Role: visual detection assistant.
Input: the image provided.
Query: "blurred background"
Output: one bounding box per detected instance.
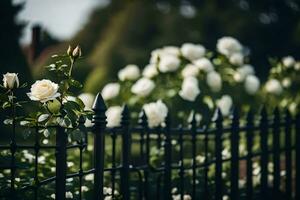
[1,0,300,94]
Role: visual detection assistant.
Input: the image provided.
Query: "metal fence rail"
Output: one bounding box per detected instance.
[0,93,300,200]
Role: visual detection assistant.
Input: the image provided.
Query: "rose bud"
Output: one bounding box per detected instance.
[72,45,82,59]
[67,45,73,56]
[3,73,19,89]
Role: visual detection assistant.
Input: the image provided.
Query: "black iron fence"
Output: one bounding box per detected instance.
[0,93,300,200]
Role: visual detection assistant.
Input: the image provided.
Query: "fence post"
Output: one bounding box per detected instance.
[139,110,149,199]
[284,109,292,200]
[296,112,300,200]
[190,112,197,199]
[92,93,107,200]
[215,109,223,200]
[259,107,269,198]
[121,105,130,200]
[272,108,280,196]
[230,108,239,200]
[163,113,172,200]
[55,126,67,200]
[246,110,254,200]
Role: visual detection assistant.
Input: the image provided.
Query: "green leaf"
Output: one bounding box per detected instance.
[42,129,50,137]
[69,79,83,88]
[70,129,83,141]
[2,102,11,109]
[3,119,13,125]
[38,114,50,122]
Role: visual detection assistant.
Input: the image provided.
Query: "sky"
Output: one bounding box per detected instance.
[13,0,109,44]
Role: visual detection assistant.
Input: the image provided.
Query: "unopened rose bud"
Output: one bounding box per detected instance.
[3,73,19,89]
[67,45,73,56]
[72,45,82,59]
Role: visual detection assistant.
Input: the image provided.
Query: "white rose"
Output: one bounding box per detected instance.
[181,43,206,61]
[106,106,123,128]
[179,76,200,101]
[143,100,168,128]
[101,83,120,100]
[65,191,73,199]
[234,64,254,82]
[294,62,300,70]
[158,55,180,73]
[217,36,243,57]
[150,49,162,64]
[27,79,60,103]
[282,56,295,68]
[183,194,192,200]
[282,78,291,88]
[244,75,260,95]
[206,71,222,92]
[265,79,283,95]
[162,46,180,56]
[229,52,244,66]
[3,72,19,89]
[118,64,140,81]
[193,57,214,73]
[131,77,155,97]
[181,64,199,78]
[216,95,233,116]
[142,64,158,78]
[78,93,95,110]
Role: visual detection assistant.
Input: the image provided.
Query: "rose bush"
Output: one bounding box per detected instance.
[101,36,268,127]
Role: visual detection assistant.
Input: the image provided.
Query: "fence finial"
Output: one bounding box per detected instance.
[139,110,148,127]
[92,93,107,112]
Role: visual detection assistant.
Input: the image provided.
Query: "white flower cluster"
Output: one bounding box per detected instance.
[217,36,244,66]
[100,37,266,127]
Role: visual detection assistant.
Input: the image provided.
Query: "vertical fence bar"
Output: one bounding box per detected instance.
[110,129,116,200]
[215,109,223,200]
[259,107,269,198]
[179,125,184,200]
[92,93,107,200]
[272,108,280,196]
[296,113,300,200]
[78,116,86,200]
[204,126,209,198]
[246,110,254,200]
[121,105,130,200]
[140,111,149,199]
[163,113,172,200]
[230,108,239,200]
[9,104,17,199]
[55,126,67,200]
[284,109,292,200]
[34,126,40,200]
[190,113,197,199]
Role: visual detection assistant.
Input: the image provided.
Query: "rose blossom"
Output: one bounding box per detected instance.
[193,57,214,73]
[216,95,233,116]
[106,106,123,128]
[244,75,260,95]
[158,54,180,73]
[181,43,206,61]
[101,83,120,100]
[131,77,155,97]
[27,79,60,103]
[118,64,140,81]
[265,79,283,95]
[181,64,199,78]
[217,36,242,57]
[142,64,158,78]
[179,76,200,101]
[3,72,19,89]
[143,100,168,128]
[206,71,222,92]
